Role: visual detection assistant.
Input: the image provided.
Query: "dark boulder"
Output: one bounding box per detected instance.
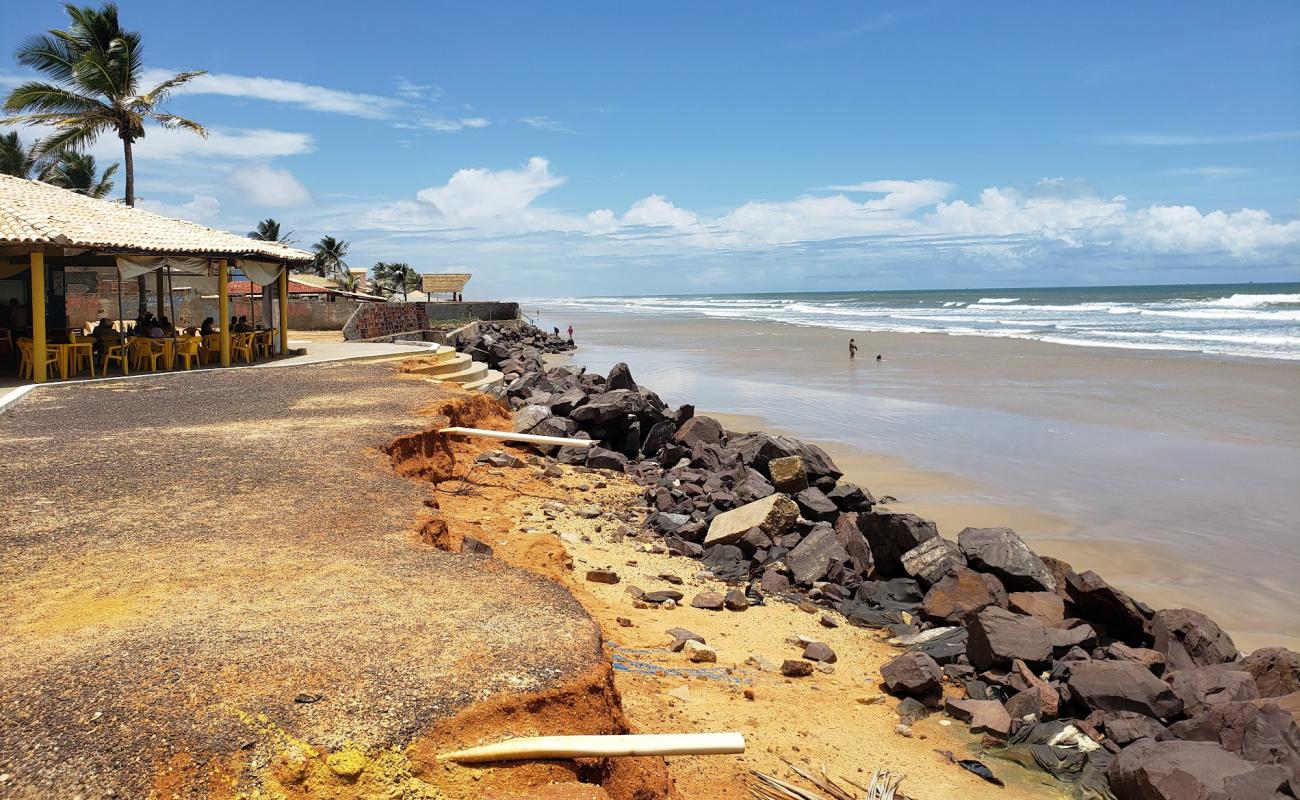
[857,513,939,577]
[673,416,725,449]
[1065,570,1151,646]
[606,362,638,391]
[794,487,839,523]
[945,698,1012,737]
[570,390,647,425]
[826,481,873,511]
[1107,642,1168,674]
[1107,738,1291,800]
[1007,591,1066,625]
[1103,710,1168,746]
[585,446,629,471]
[1164,700,1300,783]
[1151,608,1239,671]
[832,512,873,575]
[966,606,1055,670]
[901,537,967,586]
[786,523,850,586]
[1069,660,1183,719]
[1241,648,1300,698]
[640,420,675,457]
[700,544,749,582]
[1169,666,1260,718]
[921,567,1004,626]
[957,526,1056,592]
[880,651,945,708]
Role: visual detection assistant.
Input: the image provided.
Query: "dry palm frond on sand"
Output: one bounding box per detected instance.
[750,760,909,800]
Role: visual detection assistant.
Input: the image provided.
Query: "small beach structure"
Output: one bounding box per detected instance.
[421,272,472,302]
[0,174,313,382]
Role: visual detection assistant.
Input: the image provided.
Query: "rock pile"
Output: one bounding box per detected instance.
[455,322,576,384]
[473,352,1300,800]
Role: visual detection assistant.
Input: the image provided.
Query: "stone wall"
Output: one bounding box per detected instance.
[343,301,520,341]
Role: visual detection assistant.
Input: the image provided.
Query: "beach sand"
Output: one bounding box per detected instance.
[538,309,1300,651]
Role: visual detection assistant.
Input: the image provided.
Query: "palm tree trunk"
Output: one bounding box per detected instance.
[122,135,148,316]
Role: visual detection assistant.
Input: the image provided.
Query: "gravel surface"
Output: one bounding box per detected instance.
[0,362,601,799]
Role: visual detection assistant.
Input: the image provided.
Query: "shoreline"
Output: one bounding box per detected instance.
[536,309,1300,652]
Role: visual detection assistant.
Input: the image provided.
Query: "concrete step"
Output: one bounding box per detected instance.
[408,352,471,376]
[432,360,489,384]
[460,369,504,392]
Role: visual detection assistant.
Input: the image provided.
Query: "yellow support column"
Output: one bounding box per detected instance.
[30,249,47,384]
[278,267,289,356]
[218,259,231,366]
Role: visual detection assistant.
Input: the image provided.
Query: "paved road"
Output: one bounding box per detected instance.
[0,362,601,798]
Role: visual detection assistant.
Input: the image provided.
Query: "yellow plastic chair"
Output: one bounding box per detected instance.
[129,338,164,372]
[252,330,274,360]
[201,333,222,364]
[101,340,129,376]
[17,338,58,381]
[231,332,254,364]
[65,331,96,378]
[174,336,202,370]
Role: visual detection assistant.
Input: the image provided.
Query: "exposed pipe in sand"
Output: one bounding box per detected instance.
[438,732,745,763]
[437,427,598,448]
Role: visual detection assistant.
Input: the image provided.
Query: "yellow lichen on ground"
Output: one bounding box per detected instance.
[225,706,446,800]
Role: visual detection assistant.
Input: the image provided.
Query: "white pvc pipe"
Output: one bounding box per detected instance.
[438,426,598,448]
[437,732,745,763]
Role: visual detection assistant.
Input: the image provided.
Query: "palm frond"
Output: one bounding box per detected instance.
[13,32,82,84]
[30,123,108,159]
[3,82,112,116]
[149,113,207,137]
[136,70,206,108]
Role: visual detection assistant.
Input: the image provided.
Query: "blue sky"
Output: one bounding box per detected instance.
[4,1,1299,296]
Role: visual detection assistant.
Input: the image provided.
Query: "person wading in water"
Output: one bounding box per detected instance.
[849,338,858,359]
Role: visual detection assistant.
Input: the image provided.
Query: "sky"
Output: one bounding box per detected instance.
[3,1,1299,297]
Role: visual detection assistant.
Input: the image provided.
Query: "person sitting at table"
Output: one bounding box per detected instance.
[157,315,175,335]
[200,317,215,336]
[234,316,252,333]
[91,318,122,358]
[147,318,165,338]
[229,315,239,332]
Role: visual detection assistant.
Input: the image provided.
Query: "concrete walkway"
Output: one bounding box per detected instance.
[0,362,601,798]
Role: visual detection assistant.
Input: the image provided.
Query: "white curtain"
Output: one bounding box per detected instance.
[116,255,211,279]
[238,259,284,287]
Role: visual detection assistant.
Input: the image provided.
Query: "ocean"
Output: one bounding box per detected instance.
[539,282,1300,361]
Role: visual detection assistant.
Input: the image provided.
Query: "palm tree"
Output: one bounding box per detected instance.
[308,235,349,281]
[372,261,420,300]
[3,2,207,312]
[0,131,37,178]
[248,218,293,244]
[40,151,117,197]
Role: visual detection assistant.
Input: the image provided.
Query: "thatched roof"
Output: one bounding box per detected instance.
[0,174,313,262]
[421,273,471,293]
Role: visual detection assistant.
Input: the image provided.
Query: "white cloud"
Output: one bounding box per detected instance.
[137,194,221,223]
[355,158,1300,267]
[521,116,577,133]
[87,125,315,162]
[1121,206,1300,258]
[395,77,441,99]
[1097,131,1300,146]
[1164,166,1255,178]
[414,117,491,132]
[228,163,312,207]
[140,68,404,119]
[621,195,699,229]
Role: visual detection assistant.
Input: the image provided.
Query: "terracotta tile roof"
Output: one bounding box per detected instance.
[227,279,333,295]
[0,174,313,262]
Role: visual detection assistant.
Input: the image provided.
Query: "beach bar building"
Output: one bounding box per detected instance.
[0,174,313,383]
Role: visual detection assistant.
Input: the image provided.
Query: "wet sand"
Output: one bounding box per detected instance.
[538,309,1300,652]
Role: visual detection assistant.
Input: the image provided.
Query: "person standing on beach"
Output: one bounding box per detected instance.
[567,324,574,343]
[849,338,858,359]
